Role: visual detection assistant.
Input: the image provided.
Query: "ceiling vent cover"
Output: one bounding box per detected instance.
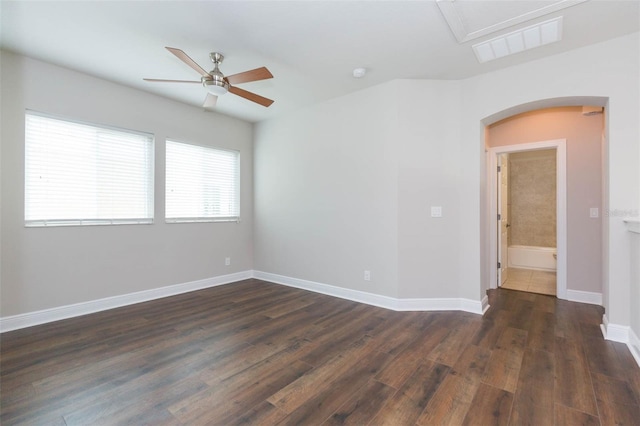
[472,17,563,63]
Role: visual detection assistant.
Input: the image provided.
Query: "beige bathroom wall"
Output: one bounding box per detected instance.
[508,149,557,247]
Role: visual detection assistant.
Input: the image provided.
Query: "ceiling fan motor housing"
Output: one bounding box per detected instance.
[203,53,229,95]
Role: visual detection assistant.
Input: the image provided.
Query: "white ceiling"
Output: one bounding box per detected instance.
[1,0,638,123]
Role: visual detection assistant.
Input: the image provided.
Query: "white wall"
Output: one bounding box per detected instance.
[254,79,467,301]
[254,81,400,298]
[396,80,463,299]
[0,51,254,317]
[255,80,470,299]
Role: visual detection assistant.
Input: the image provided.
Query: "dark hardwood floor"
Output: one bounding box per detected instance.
[1,279,639,425]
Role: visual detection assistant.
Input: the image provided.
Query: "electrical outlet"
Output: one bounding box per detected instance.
[364,270,371,281]
[225,257,231,266]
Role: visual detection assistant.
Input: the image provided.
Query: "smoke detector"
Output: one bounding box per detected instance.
[352,67,367,78]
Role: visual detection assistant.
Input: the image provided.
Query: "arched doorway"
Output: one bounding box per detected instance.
[480,97,608,303]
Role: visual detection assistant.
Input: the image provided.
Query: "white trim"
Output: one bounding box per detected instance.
[566,289,602,306]
[395,298,483,313]
[488,139,568,300]
[629,327,640,368]
[600,314,630,343]
[481,295,490,314]
[600,316,640,368]
[252,270,398,310]
[624,218,640,234]
[0,270,252,333]
[607,323,629,342]
[252,270,485,315]
[600,314,609,339]
[0,269,490,333]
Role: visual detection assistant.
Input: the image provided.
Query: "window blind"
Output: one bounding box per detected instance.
[25,112,154,226]
[165,140,240,222]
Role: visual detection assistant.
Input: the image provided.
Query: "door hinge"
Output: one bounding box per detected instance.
[497,165,501,172]
[497,262,501,269]
[497,213,501,221]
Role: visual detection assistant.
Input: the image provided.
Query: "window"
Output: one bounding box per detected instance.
[165,140,240,223]
[25,111,154,227]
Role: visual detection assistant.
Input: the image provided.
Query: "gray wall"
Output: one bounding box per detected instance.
[254,79,465,301]
[0,51,254,316]
[254,81,400,298]
[255,33,639,327]
[2,32,638,334]
[464,33,638,327]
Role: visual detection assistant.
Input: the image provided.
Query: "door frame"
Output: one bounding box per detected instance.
[487,139,567,299]
[497,153,509,287]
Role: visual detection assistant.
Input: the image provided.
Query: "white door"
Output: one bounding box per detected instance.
[498,154,509,286]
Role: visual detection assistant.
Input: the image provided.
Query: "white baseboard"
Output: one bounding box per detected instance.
[629,327,640,368]
[600,314,609,339]
[566,289,602,306]
[252,270,485,315]
[0,270,253,333]
[252,270,399,310]
[600,314,640,368]
[600,314,629,342]
[481,295,490,314]
[0,269,489,333]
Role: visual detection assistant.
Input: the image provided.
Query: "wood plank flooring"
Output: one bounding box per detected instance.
[1,279,639,425]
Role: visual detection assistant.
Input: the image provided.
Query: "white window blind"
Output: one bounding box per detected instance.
[166,140,240,223]
[25,112,154,227]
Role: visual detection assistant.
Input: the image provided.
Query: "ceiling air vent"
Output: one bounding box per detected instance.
[472,17,563,63]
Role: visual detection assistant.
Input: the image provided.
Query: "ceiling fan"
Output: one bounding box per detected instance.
[144,47,274,108]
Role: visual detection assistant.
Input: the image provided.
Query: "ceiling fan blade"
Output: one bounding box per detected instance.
[203,93,217,109]
[229,86,274,107]
[143,78,201,83]
[226,67,273,85]
[165,47,210,77]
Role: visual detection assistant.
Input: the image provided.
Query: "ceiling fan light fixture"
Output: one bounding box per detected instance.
[205,80,229,96]
[203,75,229,96]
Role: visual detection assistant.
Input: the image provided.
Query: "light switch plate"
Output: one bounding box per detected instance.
[590,207,599,218]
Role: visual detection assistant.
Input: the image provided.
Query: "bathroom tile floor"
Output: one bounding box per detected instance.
[501,267,556,296]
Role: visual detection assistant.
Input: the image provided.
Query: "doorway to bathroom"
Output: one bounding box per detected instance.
[483,103,606,304]
[488,139,567,298]
[497,148,559,296]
